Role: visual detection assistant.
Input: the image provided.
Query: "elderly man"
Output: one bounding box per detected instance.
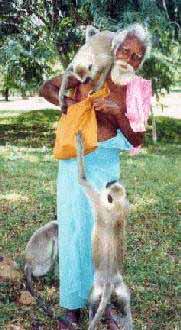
[40,23,152,330]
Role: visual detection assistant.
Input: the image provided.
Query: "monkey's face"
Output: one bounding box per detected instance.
[73,64,94,84]
[72,49,98,84]
[101,181,127,214]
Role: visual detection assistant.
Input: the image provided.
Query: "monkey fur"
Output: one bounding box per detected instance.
[76,132,133,330]
[59,26,115,113]
[24,220,58,318]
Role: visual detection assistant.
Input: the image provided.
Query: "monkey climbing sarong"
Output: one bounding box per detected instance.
[57,131,132,309]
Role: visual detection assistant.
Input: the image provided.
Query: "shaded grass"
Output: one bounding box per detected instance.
[0,109,180,147]
[0,109,59,148]
[0,110,180,329]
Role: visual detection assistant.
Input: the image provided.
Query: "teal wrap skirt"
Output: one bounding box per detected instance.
[57,130,131,309]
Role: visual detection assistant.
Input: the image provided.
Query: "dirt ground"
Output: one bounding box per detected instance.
[0,91,180,119]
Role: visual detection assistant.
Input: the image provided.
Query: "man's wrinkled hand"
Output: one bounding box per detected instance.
[92,98,120,115]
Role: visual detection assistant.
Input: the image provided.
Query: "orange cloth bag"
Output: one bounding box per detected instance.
[53,83,109,160]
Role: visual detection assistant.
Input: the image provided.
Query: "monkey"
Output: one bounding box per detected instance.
[76,132,133,330]
[59,26,115,113]
[25,220,58,278]
[24,220,58,318]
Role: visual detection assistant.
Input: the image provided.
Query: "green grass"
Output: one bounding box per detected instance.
[0,109,60,149]
[0,110,180,329]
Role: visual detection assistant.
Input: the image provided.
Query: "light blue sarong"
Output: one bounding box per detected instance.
[57,130,131,309]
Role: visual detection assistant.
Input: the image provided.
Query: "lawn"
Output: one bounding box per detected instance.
[0,110,180,330]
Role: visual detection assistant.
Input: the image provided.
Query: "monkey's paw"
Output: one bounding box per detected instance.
[60,103,68,114]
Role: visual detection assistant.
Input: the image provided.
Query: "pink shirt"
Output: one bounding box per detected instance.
[126,75,152,132]
[125,76,152,155]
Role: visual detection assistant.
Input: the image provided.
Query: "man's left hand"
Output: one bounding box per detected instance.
[92,98,120,116]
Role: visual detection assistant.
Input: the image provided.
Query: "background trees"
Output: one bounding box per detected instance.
[0,0,180,98]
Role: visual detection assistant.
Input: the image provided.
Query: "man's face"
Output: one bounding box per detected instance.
[115,36,145,70]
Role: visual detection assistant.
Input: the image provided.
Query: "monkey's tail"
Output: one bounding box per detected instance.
[25,264,36,297]
[88,283,112,330]
[24,264,57,320]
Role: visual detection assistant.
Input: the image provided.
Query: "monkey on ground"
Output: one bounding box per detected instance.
[24,220,58,317]
[76,132,133,330]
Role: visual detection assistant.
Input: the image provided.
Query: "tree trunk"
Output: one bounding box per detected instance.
[3,88,9,101]
[21,90,27,99]
[151,106,157,144]
[59,54,71,70]
[162,0,169,19]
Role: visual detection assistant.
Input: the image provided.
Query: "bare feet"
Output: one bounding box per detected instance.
[103,306,120,330]
[57,309,80,330]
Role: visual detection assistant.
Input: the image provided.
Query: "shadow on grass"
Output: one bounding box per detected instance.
[0,110,180,151]
[0,110,60,147]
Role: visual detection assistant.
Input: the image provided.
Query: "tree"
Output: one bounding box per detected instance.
[0,0,180,103]
[0,0,92,97]
[0,0,91,67]
[0,12,58,98]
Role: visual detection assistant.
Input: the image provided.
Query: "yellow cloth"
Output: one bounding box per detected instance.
[53,83,110,160]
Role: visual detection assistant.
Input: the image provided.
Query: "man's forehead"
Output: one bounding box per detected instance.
[119,35,145,53]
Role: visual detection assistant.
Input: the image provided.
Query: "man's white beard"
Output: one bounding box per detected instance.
[111,60,135,86]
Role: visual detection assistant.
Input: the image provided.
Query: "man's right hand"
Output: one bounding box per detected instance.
[39,75,80,107]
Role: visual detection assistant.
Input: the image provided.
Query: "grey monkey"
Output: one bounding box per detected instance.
[76,132,133,330]
[24,220,58,317]
[24,221,71,325]
[59,26,115,113]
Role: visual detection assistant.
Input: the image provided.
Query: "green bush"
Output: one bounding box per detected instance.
[146,116,181,144]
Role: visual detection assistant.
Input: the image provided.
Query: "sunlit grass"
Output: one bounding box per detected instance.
[0,193,29,202]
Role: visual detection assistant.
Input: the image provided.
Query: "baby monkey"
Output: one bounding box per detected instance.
[59,26,115,113]
[24,221,58,317]
[76,132,133,330]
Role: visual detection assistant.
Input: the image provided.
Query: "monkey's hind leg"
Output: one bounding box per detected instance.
[88,284,102,323]
[89,283,112,330]
[24,263,55,319]
[76,131,86,182]
[113,280,133,330]
[59,65,74,114]
[24,263,35,296]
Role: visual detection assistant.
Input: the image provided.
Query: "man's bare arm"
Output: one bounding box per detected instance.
[39,75,80,106]
[114,112,144,147]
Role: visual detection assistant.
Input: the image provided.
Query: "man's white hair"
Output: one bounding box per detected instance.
[112,23,152,65]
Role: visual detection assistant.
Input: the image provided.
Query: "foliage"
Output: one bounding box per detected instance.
[0,0,91,67]
[80,0,180,34]
[140,24,180,96]
[141,51,177,97]
[82,0,180,95]
[0,0,21,40]
[146,116,181,144]
[0,37,55,96]
[0,0,92,96]
[0,110,180,329]
[0,0,180,97]
[0,5,59,96]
